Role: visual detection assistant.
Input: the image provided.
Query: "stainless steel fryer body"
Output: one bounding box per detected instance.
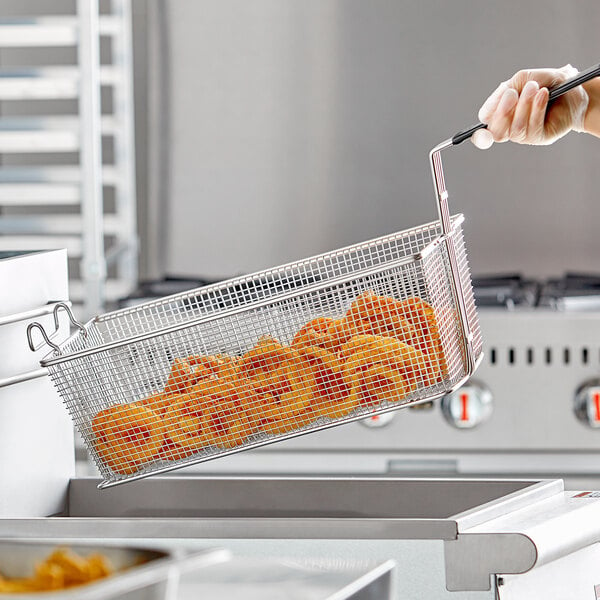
[3,477,600,599]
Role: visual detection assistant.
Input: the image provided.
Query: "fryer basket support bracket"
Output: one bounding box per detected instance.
[430,140,477,376]
[444,533,537,591]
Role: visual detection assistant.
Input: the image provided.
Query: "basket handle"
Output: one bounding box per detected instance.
[429,139,476,376]
[429,61,600,378]
[27,302,85,353]
[451,61,600,146]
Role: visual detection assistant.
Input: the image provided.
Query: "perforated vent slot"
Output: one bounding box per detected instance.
[486,346,597,367]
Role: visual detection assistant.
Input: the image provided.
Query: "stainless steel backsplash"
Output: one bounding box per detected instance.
[155,1,600,280]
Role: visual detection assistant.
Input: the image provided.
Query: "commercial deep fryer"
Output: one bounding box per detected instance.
[2,476,600,600]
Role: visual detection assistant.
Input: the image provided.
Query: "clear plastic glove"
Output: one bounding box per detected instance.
[472,64,589,149]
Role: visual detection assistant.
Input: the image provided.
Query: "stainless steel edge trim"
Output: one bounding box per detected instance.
[41,252,427,366]
[0,367,47,389]
[450,479,564,532]
[416,215,465,261]
[0,517,459,541]
[0,301,69,327]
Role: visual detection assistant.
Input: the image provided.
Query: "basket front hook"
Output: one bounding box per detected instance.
[27,322,60,353]
[53,302,86,336]
[27,302,85,354]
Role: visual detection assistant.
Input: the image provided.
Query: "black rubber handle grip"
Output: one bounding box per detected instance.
[451,62,600,146]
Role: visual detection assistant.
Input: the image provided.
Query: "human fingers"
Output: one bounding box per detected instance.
[527,87,550,142]
[478,81,509,123]
[486,87,519,142]
[471,128,494,149]
[507,68,563,95]
[509,80,539,141]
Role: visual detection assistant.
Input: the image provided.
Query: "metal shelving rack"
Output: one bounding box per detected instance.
[0,0,137,318]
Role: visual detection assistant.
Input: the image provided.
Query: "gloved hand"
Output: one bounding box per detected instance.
[472,64,589,149]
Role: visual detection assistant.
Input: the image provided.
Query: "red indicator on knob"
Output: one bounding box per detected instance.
[594,392,600,422]
[460,393,469,422]
[441,381,493,429]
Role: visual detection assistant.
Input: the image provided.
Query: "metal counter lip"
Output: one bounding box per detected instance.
[0,476,559,541]
[0,516,458,540]
[1,477,559,542]
[452,479,564,531]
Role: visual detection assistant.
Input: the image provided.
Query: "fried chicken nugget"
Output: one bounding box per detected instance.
[338,334,383,361]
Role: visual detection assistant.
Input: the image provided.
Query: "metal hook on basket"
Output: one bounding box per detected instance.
[52,302,86,336]
[27,302,85,353]
[27,322,60,353]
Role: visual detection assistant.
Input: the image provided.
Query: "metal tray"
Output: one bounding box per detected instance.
[0,541,228,599]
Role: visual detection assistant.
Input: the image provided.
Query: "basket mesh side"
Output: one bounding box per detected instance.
[44,220,481,486]
[454,225,483,358]
[61,217,455,351]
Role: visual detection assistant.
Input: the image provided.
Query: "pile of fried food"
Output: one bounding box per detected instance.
[0,548,113,593]
[91,292,447,475]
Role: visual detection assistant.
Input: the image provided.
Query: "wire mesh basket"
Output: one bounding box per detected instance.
[28,144,482,488]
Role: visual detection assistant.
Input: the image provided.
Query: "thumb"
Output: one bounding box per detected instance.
[471,128,494,150]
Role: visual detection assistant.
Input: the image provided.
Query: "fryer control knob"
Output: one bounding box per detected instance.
[574,380,600,428]
[361,412,395,428]
[441,381,493,429]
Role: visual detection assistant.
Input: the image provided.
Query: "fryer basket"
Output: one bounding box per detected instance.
[28,145,482,488]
